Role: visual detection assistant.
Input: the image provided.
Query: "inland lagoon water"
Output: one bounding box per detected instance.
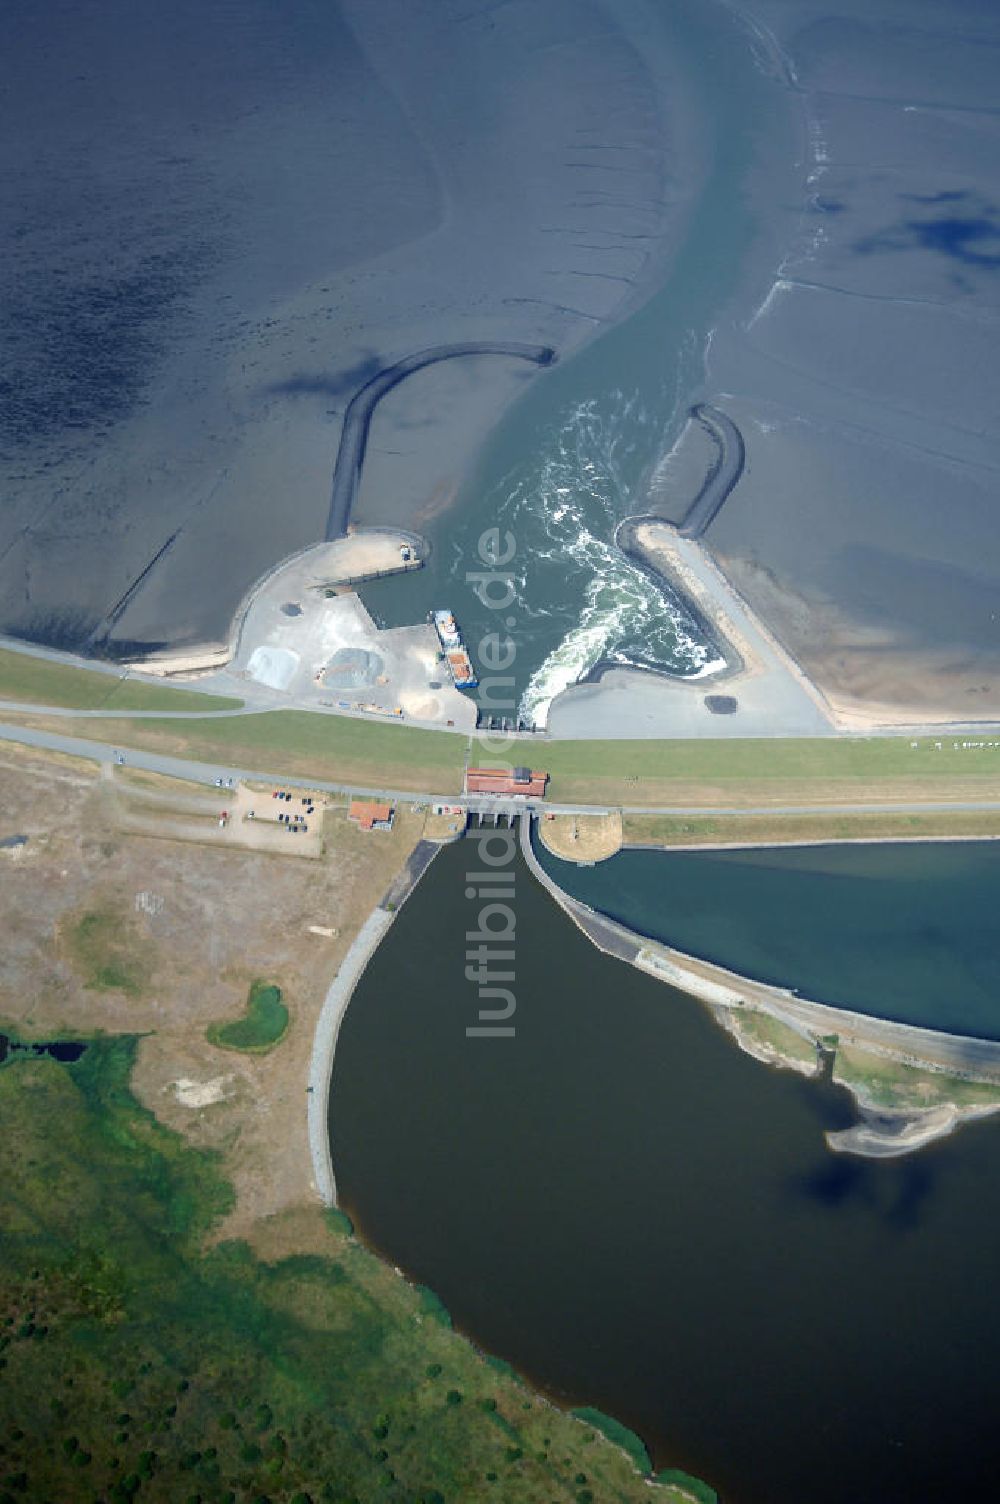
[331,838,1000,1504]
[534,838,1000,1039]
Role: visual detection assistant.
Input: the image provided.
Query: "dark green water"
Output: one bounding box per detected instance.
[330,839,1000,1504]
[535,838,1000,1038]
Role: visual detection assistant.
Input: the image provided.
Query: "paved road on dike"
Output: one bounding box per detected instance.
[4,720,1000,821]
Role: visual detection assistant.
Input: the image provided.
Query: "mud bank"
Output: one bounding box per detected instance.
[827,1101,1000,1160]
[325,344,555,541]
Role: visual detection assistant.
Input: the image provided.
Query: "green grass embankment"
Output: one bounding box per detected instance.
[0,647,241,712]
[730,1009,819,1069]
[207,982,289,1053]
[6,708,467,794]
[527,734,1000,809]
[624,809,1000,847]
[0,1036,706,1503]
[6,699,1000,812]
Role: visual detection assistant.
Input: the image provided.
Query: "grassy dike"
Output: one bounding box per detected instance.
[0,649,241,713]
[530,734,1000,808]
[9,709,1000,815]
[623,809,1000,847]
[6,710,468,796]
[0,1035,703,1504]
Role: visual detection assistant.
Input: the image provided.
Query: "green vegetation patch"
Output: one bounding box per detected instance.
[0,647,240,712]
[734,1009,818,1067]
[99,680,241,713]
[534,734,1000,785]
[571,1406,652,1474]
[832,1044,1000,1113]
[67,909,150,997]
[0,1036,710,1504]
[657,1467,719,1504]
[207,981,289,1053]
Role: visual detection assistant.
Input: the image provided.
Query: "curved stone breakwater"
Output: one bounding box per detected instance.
[613,516,735,678]
[622,401,744,550]
[325,342,557,541]
[519,814,1000,1157]
[676,403,745,540]
[610,403,746,668]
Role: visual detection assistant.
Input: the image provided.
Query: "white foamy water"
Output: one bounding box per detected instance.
[509,398,723,727]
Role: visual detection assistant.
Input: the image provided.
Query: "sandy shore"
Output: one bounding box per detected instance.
[827,1101,1000,1160]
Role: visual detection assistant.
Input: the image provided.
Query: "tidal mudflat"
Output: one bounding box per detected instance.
[331,837,1000,1504]
[0,0,695,661]
[699,0,1000,723]
[4,1,997,731]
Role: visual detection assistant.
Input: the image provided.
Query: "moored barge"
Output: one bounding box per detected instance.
[432,609,478,689]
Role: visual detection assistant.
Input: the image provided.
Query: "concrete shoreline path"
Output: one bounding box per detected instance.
[307,839,442,1207]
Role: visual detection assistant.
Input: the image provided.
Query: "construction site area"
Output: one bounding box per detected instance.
[214,540,479,732]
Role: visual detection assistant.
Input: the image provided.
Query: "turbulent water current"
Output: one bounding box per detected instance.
[479,394,724,726]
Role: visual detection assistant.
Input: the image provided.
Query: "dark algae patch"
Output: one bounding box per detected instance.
[0,1035,693,1503]
[206,981,289,1054]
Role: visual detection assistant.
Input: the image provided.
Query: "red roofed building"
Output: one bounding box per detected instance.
[349,799,395,831]
[465,766,548,799]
